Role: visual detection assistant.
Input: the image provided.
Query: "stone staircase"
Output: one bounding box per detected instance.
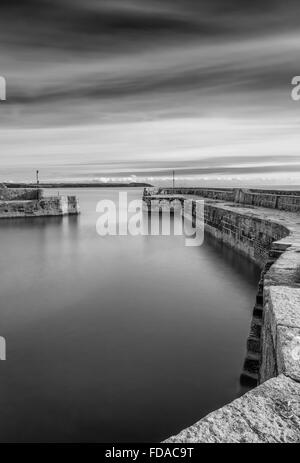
[240,244,285,387]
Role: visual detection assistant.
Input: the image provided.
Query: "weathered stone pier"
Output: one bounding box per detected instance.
[144,187,300,443]
[0,184,79,218]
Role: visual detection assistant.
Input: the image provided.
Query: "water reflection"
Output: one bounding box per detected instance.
[0,188,260,443]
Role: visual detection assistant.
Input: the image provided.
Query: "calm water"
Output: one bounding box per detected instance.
[0,188,260,443]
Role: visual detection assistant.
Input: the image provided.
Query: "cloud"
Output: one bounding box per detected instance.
[0,0,300,183]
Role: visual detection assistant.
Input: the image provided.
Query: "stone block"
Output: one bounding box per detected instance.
[164,375,300,443]
[277,325,300,382]
[269,286,300,330]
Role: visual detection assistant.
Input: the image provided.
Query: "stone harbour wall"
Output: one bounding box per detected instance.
[181,199,298,388]
[234,189,300,213]
[160,187,235,202]
[146,191,300,442]
[0,185,80,218]
[0,196,79,218]
[165,375,300,443]
[202,202,289,267]
[67,196,80,215]
[159,187,300,213]
[0,186,42,201]
[261,249,300,384]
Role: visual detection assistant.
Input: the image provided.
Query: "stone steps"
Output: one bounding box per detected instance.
[247,334,261,354]
[240,244,285,387]
[256,293,263,305]
[268,249,284,259]
[240,242,285,390]
[253,303,263,317]
[264,259,276,272]
[240,370,259,387]
[243,352,261,375]
[250,316,263,338]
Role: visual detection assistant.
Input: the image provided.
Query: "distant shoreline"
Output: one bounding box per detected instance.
[3,182,153,189]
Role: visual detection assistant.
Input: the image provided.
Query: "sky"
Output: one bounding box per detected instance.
[0,0,300,186]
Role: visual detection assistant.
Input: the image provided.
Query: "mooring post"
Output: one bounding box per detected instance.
[36,170,39,199]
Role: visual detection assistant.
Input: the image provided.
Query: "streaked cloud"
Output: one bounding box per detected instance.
[0,0,300,184]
